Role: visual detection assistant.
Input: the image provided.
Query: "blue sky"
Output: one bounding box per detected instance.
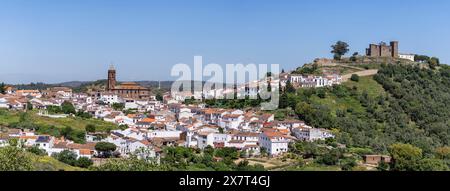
[1,0,449,84]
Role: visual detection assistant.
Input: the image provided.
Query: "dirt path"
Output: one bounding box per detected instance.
[318,63,366,71]
[342,69,379,81]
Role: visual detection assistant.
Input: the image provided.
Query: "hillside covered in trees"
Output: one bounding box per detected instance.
[278,63,450,170]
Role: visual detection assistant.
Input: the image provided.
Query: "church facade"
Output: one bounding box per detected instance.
[106,66,151,99]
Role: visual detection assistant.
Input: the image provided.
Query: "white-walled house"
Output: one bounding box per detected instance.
[178,107,194,119]
[219,114,244,130]
[147,130,182,140]
[0,97,8,108]
[226,132,259,149]
[399,53,415,61]
[259,131,289,156]
[124,99,139,110]
[292,127,334,141]
[290,74,340,88]
[196,132,232,149]
[231,132,259,144]
[34,136,54,151]
[100,93,122,105]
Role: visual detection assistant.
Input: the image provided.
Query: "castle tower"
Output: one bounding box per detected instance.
[107,65,116,91]
[390,41,399,58]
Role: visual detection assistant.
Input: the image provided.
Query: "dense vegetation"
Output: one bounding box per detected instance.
[280,63,450,170]
[0,143,83,171]
[92,146,265,171]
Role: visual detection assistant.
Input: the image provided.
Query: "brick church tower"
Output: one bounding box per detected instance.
[107,65,116,91]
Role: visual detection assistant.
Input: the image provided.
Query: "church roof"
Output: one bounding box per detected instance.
[114,82,149,90]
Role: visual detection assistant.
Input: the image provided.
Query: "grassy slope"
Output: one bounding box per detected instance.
[308,75,385,116]
[30,154,85,171]
[343,76,386,98]
[320,65,364,75]
[0,109,117,132]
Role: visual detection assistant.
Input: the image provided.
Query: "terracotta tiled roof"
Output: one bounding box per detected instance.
[16,90,40,94]
[79,149,93,155]
[263,131,284,139]
[114,82,149,90]
[19,135,38,140]
[140,118,155,123]
[234,132,259,137]
[140,140,151,146]
[127,114,137,118]
[67,142,96,150]
[222,114,242,119]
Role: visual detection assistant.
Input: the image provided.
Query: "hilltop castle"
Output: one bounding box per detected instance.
[366,41,399,58]
[106,65,151,99]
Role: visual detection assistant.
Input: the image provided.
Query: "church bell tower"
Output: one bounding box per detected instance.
[107,65,116,91]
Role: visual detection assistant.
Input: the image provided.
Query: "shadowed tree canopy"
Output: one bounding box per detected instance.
[331,41,349,60]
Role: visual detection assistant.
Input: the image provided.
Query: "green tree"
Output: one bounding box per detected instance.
[285,80,296,93]
[112,103,125,111]
[52,150,78,166]
[26,101,33,111]
[350,74,360,82]
[119,124,129,130]
[91,156,160,171]
[350,52,359,62]
[290,141,320,159]
[76,110,92,118]
[317,88,327,99]
[0,146,34,171]
[415,159,449,171]
[428,57,440,69]
[26,146,48,156]
[47,105,62,114]
[295,102,312,119]
[331,41,349,60]
[274,110,286,121]
[215,147,239,159]
[279,93,289,109]
[235,160,266,171]
[8,138,19,147]
[85,124,96,133]
[156,92,163,101]
[260,147,268,157]
[61,126,86,144]
[377,160,390,171]
[414,55,430,62]
[76,157,93,168]
[341,157,357,171]
[204,145,215,156]
[61,101,76,114]
[95,142,117,158]
[389,143,422,171]
[0,82,5,94]
[316,149,342,165]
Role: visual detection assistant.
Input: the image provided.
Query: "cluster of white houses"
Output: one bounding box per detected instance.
[1,67,335,159]
[169,72,343,102]
[0,85,334,158]
[288,74,342,88]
